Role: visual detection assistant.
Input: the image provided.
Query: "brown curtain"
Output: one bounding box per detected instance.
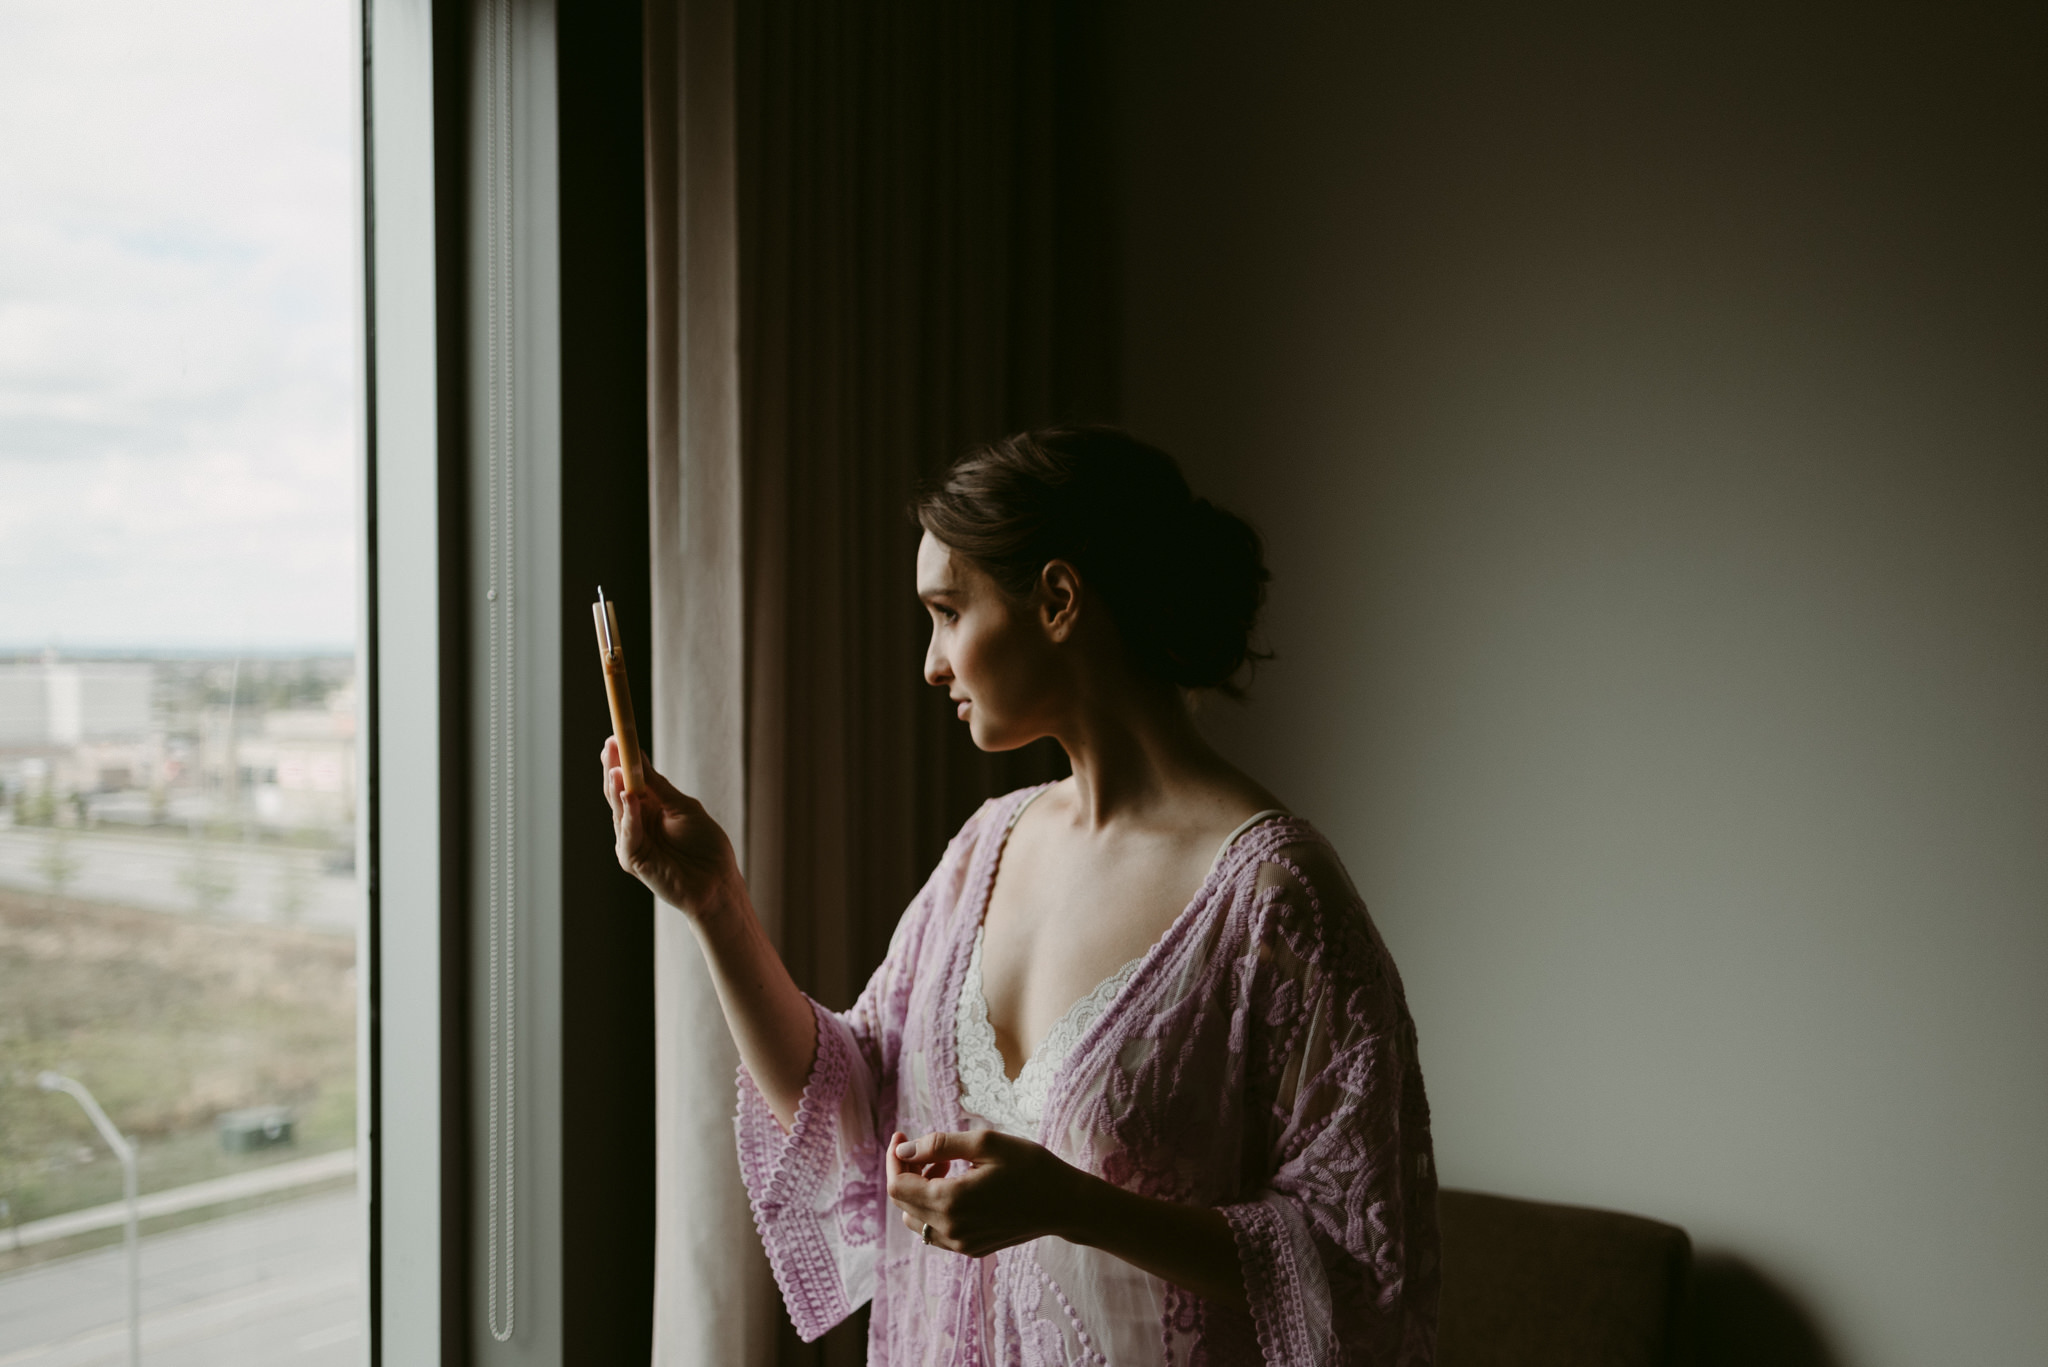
[645,2,1119,1363]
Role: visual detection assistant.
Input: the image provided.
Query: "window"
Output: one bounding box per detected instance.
[0,1,363,1359]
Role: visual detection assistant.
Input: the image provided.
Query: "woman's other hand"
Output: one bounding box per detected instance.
[885,1129,1088,1258]
[886,1127,1251,1308]
[601,736,741,919]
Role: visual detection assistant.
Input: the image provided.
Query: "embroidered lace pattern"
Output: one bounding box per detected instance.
[956,926,1145,1136]
[731,787,1441,1366]
[735,998,861,1335]
[955,802,1287,1137]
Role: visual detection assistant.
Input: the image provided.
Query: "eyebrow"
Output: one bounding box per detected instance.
[917,587,960,605]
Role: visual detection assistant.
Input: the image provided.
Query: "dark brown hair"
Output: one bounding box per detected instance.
[912,426,1271,696]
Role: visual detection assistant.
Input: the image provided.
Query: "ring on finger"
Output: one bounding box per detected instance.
[921,1221,935,1246]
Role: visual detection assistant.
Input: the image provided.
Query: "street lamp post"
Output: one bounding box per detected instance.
[39,1071,140,1367]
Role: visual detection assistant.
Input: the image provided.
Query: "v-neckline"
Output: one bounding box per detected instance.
[968,786,1289,1085]
[965,918,1145,1089]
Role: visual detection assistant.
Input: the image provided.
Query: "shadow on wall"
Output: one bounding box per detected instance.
[1687,1254,1840,1367]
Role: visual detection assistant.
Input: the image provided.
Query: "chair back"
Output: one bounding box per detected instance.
[1436,1187,1691,1367]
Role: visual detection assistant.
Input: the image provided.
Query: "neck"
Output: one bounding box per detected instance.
[1048,671,1230,830]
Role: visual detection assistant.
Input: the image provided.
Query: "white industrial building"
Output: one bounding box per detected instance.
[0,660,153,746]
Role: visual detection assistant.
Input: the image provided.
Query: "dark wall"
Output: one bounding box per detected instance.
[1117,3,2047,1363]
[555,2,653,1362]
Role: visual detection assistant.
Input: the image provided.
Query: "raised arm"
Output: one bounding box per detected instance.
[602,737,817,1127]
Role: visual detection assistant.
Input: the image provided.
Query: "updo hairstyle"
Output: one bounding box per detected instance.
[912,426,1272,697]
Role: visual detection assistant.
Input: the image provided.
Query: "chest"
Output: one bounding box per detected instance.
[976,827,1212,1076]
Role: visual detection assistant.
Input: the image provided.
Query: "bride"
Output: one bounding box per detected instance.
[603,426,1439,1365]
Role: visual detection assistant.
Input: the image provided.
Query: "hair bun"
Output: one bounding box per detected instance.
[913,427,1273,696]
[1145,497,1270,691]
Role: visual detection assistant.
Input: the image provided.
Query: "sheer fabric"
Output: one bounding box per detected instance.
[734,786,1440,1365]
[956,801,1288,1139]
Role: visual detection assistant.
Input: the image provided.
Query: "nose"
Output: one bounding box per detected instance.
[923,633,950,689]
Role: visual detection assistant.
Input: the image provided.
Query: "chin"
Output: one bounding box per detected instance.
[966,719,1037,754]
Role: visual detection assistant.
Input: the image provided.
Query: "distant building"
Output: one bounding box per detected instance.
[0,671,42,746]
[239,686,358,829]
[0,659,152,745]
[1,656,356,840]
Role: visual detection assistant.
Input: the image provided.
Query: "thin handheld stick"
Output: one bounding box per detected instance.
[593,587,645,796]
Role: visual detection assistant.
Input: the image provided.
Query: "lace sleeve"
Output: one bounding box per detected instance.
[732,800,993,1341]
[1217,846,1440,1366]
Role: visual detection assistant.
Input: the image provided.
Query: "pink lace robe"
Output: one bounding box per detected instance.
[735,787,1439,1365]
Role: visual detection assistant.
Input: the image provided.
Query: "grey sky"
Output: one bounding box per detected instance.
[0,0,356,652]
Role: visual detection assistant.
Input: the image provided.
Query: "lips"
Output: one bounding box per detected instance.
[954,699,970,719]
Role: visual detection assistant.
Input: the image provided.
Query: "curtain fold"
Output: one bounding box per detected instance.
[646,2,775,1365]
[646,2,1117,1362]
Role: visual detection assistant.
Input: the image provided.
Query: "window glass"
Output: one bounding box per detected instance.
[0,1,361,1359]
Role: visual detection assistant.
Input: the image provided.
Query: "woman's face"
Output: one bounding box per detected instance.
[917,532,1067,751]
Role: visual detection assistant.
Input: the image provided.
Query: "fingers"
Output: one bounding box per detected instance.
[886,1132,978,1213]
[625,750,709,823]
[886,1131,1009,1257]
[901,1207,959,1250]
[602,760,625,825]
[889,1177,955,1251]
[892,1130,988,1168]
[885,1131,908,1182]
[644,761,688,806]
[886,1131,958,1203]
[619,784,647,860]
[599,735,707,824]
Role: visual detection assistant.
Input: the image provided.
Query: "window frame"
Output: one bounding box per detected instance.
[361,2,654,1362]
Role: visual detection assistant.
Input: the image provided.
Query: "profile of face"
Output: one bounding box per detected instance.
[916,531,1077,751]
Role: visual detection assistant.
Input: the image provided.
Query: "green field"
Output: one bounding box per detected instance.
[0,886,355,1239]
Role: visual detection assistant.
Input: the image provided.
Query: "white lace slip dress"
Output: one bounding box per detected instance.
[956,796,1290,1138]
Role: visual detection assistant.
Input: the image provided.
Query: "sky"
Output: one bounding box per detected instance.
[0,0,357,653]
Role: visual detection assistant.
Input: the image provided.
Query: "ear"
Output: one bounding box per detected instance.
[1038,560,1083,642]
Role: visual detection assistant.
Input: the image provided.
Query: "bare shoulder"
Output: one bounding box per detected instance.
[1185,764,1289,849]
[996,777,1071,857]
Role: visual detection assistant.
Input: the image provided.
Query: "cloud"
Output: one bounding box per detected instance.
[0,0,357,651]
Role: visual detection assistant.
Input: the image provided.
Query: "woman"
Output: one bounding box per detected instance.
[603,428,1438,1365]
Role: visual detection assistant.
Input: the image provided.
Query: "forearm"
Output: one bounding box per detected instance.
[1061,1172,1248,1313]
[685,881,819,1129]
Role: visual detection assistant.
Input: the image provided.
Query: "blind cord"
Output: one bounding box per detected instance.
[483,0,517,1343]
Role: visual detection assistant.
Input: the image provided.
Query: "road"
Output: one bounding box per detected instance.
[0,1191,361,1366]
[10,1151,358,1251]
[0,828,356,932]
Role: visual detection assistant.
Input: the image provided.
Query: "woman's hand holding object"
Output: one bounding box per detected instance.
[886,1129,1088,1259]
[600,737,818,1127]
[601,737,742,921]
[887,1127,1251,1310]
